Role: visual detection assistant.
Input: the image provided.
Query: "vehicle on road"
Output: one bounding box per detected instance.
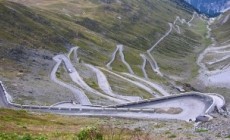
[68,68,73,73]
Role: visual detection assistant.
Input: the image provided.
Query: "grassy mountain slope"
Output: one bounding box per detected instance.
[154,16,210,80]
[10,0,193,50]
[212,11,230,44]
[0,0,209,105]
[198,12,230,104]
[0,1,75,52]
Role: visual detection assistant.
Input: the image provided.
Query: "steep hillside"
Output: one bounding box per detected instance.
[0,1,230,139]
[0,0,209,105]
[184,0,230,16]
[0,1,76,52]
[193,11,230,104]
[212,11,230,44]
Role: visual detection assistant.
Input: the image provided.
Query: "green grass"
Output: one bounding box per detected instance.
[151,16,210,81]
[212,11,230,44]
[0,0,197,71]
[123,47,144,76]
[0,0,213,106]
[0,0,195,59]
[111,50,129,73]
[0,108,156,140]
[102,70,153,99]
[168,134,177,138]
[195,128,208,133]
[0,1,72,53]
[0,133,47,140]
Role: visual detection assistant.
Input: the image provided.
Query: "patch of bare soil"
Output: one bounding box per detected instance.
[154,107,183,114]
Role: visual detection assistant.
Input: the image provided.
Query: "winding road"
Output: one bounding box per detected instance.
[188,12,196,26]
[0,12,226,122]
[140,54,149,79]
[0,83,225,121]
[0,82,11,107]
[51,56,91,105]
[0,44,226,122]
[197,18,230,87]
[122,73,169,97]
[58,53,128,104]
[146,23,172,76]
[143,13,196,77]
[99,67,156,96]
[106,45,134,74]
[85,64,141,102]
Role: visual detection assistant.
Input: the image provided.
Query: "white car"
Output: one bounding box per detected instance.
[68,68,73,73]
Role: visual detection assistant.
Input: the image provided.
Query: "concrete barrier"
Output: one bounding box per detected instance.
[0,81,226,121]
[208,93,225,106]
[116,108,129,111]
[141,108,155,113]
[49,107,59,110]
[205,94,225,113]
[92,108,102,111]
[110,93,214,108]
[185,92,225,114]
[102,108,109,111]
[39,106,50,109]
[59,107,71,111]
[9,103,21,108]
[30,105,41,109]
[22,105,31,109]
[128,108,142,112]
[50,101,73,107]
[71,108,80,111]
[0,82,11,106]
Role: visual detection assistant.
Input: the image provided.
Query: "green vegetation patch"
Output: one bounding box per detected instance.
[0,108,154,140]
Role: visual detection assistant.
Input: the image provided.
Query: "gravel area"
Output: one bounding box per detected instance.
[0,48,75,105]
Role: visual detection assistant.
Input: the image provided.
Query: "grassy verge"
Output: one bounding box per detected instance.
[0,108,154,140]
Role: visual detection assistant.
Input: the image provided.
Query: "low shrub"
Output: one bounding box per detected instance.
[75,126,103,140]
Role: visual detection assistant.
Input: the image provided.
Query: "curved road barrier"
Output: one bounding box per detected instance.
[0,81,225,121]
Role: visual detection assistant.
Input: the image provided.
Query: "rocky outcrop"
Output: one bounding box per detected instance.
[184,0,230,16]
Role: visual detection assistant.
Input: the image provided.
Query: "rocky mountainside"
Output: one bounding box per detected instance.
[0,0,230,139]
[184,0,230,16]
[0,0,228,110]
[1,0,207,105]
